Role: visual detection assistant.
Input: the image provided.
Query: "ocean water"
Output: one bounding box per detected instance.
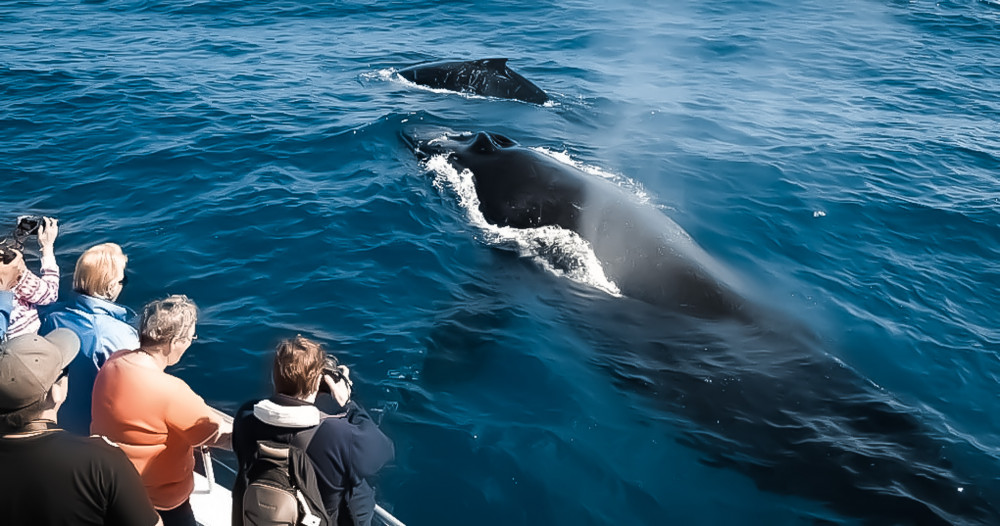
[3,0,1000,524]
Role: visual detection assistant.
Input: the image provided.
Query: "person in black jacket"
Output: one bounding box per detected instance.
[0,329,162,526]
[233,335,394,526]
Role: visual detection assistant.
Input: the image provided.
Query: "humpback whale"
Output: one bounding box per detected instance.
[404,127,1000,525]
[406,129,748,319]
[397,59,549,104]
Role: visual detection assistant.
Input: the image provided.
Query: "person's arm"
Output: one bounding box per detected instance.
[13,218,59,307]
[347,402,395,478]
[319,366,394,476]
[206,406,234,450]
[36,217,58,274]
[321,364,354,412]
[165,380,233,451]
[26,217,59,306]
[0,255,20,338]
[12,269,58,306]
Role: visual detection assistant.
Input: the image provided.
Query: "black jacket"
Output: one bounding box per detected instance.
[232,394,394,526]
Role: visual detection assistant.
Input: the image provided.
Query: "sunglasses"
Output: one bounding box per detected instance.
[56,366,69,381]
[119,273,129,287]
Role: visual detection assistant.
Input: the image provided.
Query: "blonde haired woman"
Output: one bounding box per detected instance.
[39,242,139,435]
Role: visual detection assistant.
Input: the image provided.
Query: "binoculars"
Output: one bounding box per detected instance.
[15,216,41,236]
[0,216,44,264]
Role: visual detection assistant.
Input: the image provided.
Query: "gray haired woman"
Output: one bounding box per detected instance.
[91,294,231,526]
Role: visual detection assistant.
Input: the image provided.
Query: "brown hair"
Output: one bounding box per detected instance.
[272,335,326,398]
[0,395,51,432]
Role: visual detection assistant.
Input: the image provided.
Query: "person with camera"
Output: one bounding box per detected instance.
[0,329,162,526]
[39,242,139,435]
[5,216,59,338]
[232,335,394,526]
[91,295,232,526]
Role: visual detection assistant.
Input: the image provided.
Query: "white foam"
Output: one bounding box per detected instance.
[378,70,487,100]
[362,68,398,82]
[424,151,621,296]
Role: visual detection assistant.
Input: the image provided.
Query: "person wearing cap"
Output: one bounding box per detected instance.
[91,294,231,526]
[39,242,139,435]
[0,329,162,526]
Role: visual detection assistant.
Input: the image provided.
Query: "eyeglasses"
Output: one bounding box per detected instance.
[56,366,69,381]
[118,274,129,287]
[171,333,198,345]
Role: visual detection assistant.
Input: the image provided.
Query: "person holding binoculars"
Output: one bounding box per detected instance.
[2,216,59,338]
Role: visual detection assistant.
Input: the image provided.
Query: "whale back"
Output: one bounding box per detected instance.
[453,132,585,229]
[398,58,549,104]
[462,133,751,317]
[409,128,749,317]
[576,185,750,318]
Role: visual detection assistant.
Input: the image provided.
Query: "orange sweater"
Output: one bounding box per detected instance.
[91,350,222,510]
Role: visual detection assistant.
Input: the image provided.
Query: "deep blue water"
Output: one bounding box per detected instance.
[3,0,1000,524]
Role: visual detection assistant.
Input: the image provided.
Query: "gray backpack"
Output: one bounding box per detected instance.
[242,430,328,526]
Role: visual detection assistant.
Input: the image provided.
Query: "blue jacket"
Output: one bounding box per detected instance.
[0,291,13,339]
[39,292,139,435]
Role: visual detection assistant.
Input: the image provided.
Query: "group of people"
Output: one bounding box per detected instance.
[0,217,395,526]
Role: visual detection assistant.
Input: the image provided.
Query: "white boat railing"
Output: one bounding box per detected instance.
[374,504,406,526]
[192,447,233,526]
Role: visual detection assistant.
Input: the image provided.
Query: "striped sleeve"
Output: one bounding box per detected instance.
[14,266,60,306]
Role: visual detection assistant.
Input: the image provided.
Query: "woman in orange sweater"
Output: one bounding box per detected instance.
[92,294,231,526]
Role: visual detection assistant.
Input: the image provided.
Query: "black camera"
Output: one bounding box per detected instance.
[0,244,17,265]
[319,355,346,393]
[15,216,42,236]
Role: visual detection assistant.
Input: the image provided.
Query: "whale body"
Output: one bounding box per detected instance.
[398,59,549,104]
[405,127,1000,525]
[407,129,748,319]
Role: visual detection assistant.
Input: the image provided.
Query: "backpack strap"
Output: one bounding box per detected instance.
[287,426,329,526]
[290,425,318,450]
[295,490,322,526]
[257,442,290,460]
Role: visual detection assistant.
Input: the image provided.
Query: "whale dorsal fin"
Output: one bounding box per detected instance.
[476,58,510,71]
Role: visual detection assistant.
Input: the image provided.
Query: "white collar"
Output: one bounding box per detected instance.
[252,399,321,428]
